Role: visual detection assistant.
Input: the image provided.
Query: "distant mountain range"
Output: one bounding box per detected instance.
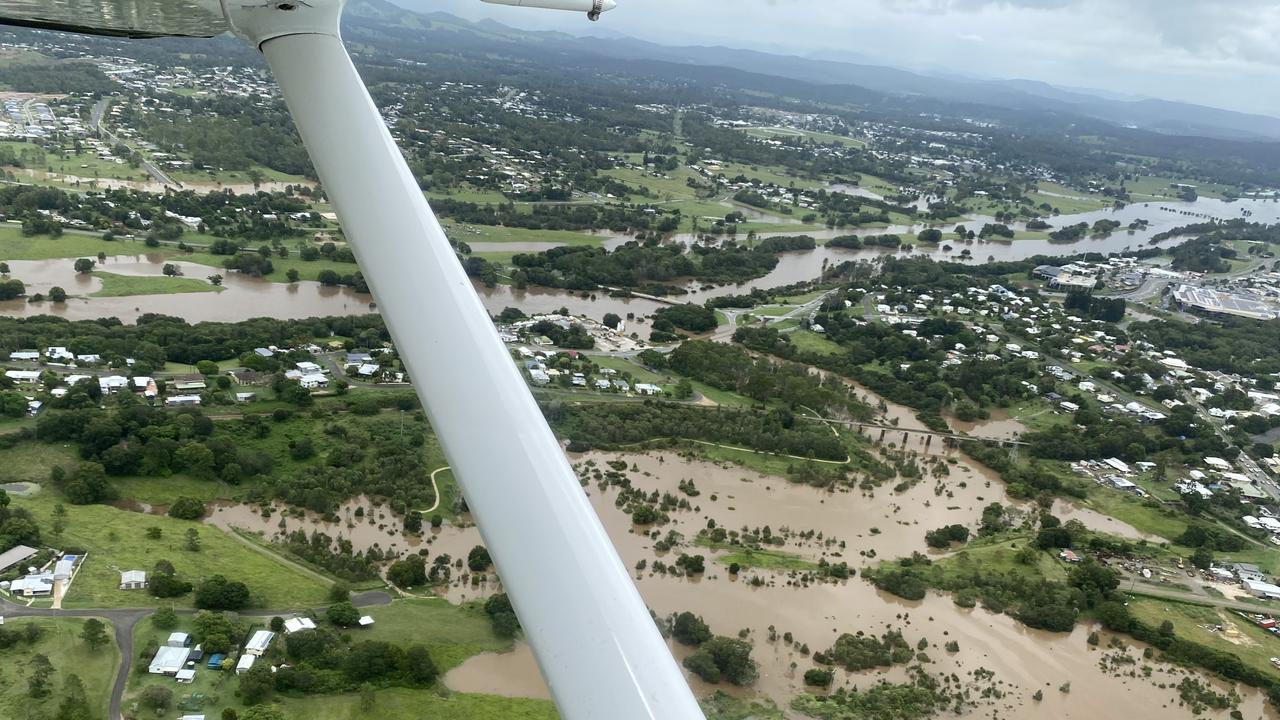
[361,0,1280,142]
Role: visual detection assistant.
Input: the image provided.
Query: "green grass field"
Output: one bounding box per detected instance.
[696,538,819,571]
[13,486,333,610]
[1127,597,1280,677]
[280,689,557,720]
[0,225,147,260]
[786,331,843,357]
[0,617,120,720]
[90,271,221,297]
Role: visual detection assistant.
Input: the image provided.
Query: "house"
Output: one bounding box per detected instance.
[296,361,322,374]
[165,395,202,407]
[529,369,550,386]
[149,645,192,675]
[1204,457,1232,471]
[356,363,381,377]
[8,350,39,361]
[4,370,40,384]
[98,375,129,394]
[132,376,154,393]
[244,630,275,656]
[346,352,373,365]
[44,346,73,362]
[594,379,611,390]
[299,374,328,390]
[1234,563,1267,584]
[1059,549,1082,563]
[634,383,662,396]
[253,347,274,358]
[10,573,53,597]
[1059,401,1080,413]
[172,379,207,392]
[283,617,317,634]
[119,570,147,590]
[0,544,38,574]
[75,354,101,364]
[1244,579,1280,600]
[235,392,257,403]
[176,668,197,683]
[235,654,257,674]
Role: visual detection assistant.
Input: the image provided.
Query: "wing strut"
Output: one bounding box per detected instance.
[256,20,705,720]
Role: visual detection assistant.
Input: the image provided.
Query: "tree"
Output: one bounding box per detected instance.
[286,268,300,283]
[63,461,113,505]
[387,556,427,588]
[0,262,8,274]
[238,662,275,704]
[602,313,622,330]
[55,673,91,720]
[327,601,360,627]
[804,668,834,687]
[195,575,250,610]
[168,495,207,520]
[80,618,108,651]
[151,607,178,630]
[329,581,351,603]
[138,684,174,710]
[48,286,66,303]
[687,636,757,686]
[403,644,438,685]
[1191,545,1213,570]
[27,653,54,697]
[162,263,181,277]
[467,545,492,572]
[672,612,712,646]
[73,258,95,274]
[185,528,201,552]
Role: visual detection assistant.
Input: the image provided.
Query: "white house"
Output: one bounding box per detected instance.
[235,654,256,674]
[10,573,54,597]
[75,354,101,364]
[44,347,73,362]
[299,374,328,390]
[244,630,275,656]
[634,383,662,396]
[165,395,202,407]
[356,363,381,377]
[8,350,39,361]
[149,645,191,675]
[295,361,322,374]
[283,617,317,634]
[98,375,129,394]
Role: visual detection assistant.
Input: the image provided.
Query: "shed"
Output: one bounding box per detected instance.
[283,617,317,634]
[235,654,256,674]
[176,668,196,684]
[358,616,375,627]
[120,570,147,590]
[206,653,226,669]
[0,545,38,574]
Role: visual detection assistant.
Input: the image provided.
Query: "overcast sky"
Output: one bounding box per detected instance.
[395,0,1280,118]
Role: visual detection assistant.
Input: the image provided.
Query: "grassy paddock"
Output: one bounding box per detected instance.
[90,270,220,297]
[14,490,332,610]
[0,617,119,720]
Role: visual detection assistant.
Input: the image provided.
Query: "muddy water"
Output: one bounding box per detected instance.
[2,198,1276,324]
[205,495,422,555]
[437,450,1234,717]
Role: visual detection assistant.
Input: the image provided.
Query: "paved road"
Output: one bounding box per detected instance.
[90,98,179,188]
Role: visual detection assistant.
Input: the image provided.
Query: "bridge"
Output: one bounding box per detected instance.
[797,415,1029,448]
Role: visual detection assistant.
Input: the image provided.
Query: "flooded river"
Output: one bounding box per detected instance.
[406,448,1246,718]
[1,197,1276,325]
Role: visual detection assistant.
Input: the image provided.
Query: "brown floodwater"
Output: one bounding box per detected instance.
[433,450,1244,718]
[205,495,422,555]
[2,197,1276,325]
